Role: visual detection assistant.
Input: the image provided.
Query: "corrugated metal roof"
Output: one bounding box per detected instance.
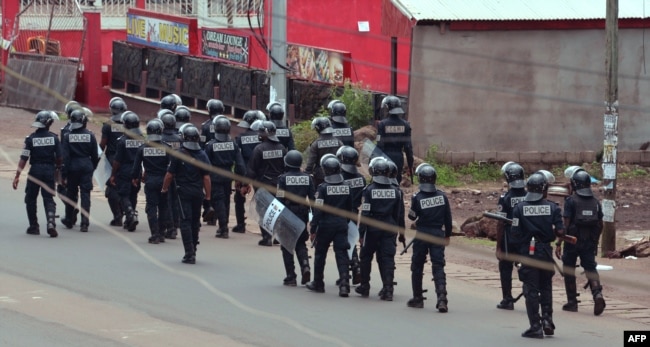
[391,0,650,22]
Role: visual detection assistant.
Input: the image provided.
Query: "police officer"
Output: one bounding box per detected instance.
[375,95,414,185]
[162,125,211,264]
[58,100,82,223]
[61,109,99,233]
[556,170,606,316]
[160,111,182,239]
[13,110,63,237]
[100,97,127,226]
[495,162,527,310]
[336,145,365,284]
[276,150,315,286]
[268,103,296,151]
[329,101,355,147]
[304,117,344,188]
[405,164,452,312]
[160,94,179,113]
[246,121,288,246]
[356,157,403,301]
[131,119,171,244]
[110,111,144,232]
[201,99,225,146]
[511,173,565,339]
[307,156,353,297]
[232,110,264,233]
[174,106,192,131]
[205,116,246,239]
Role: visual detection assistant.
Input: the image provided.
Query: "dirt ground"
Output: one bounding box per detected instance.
[1,106,649,309]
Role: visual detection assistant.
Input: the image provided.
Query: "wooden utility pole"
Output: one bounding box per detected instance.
[601,0,619,256]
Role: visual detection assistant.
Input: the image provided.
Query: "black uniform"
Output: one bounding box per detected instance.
[275,126,296,151]
[276,169,315,284]
[233,129,261,230]
[375,116,414,184]
[496,187,527,307]
[511,199,563,335]
[20,129,62,232]
[132,141,171,242]
[161,129,182,238]
[341,170,366,283]
[331,121,355,148]
[100,117,124,224]
[113,130,144,230]
[200,119,215,146]
[61,127,99,230]
[304,134,344,187]
[204,136,246,235]
[358,182,402,299]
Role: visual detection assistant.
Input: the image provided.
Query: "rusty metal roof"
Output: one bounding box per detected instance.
[391,0,650,22]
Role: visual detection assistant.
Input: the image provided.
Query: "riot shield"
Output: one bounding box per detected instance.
[93,153,112,193]
[347,221,359,260]
[253,188,306,254]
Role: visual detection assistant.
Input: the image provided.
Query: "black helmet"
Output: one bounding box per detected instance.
[255,110,267,121]
[69,109,88,130]
[336,145,358,174]
[206,99,225,116]
[181,125,201,150]
[160,95,178,111]
[109,98,127,117]
[320,153,337,167]
[32,110,56,129]
[213,116,231,141]
[571,170,593,197]
[327,99,342,112]
[160,113,176,130]
[370,157,391,185]
[386,160,399,185]
[65,100,81,117]
[381,95,404,115]
[268,103,285,127]
[157,108,173,119]
[322,156,343,184]
[171,94,183,106]
[504,163,525,189]
[258,121,279,142]
[284,150,303,169]
[330,102,348,124]
[238,110,258,128]
[146,119,164,141]
[368,156,385,176]
[82,107,94,119]
[311,117,334,134]
[174,106,191,129]
[525,173,547,202]
[417,164,437,193]
[121,111,140,130]
[535,170,555,185]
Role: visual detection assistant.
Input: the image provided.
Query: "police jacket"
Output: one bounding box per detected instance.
[132,141,170,180]
[496,187,527,239]
[100,120,124,162]
[341,171,366,213]
[361,182,402,231]
[275,126,296,151]
[62,128,99,176]
[331,121,355,147]
[235,129,261,162]
[277,169,315,217]
[200,119,215,146]
[204,137,246,184]
[311,181,352,232]
[161,130,182,150]
[511,199,564,258]
[408,188,452,236]
[304,134,344,181]
[246,140,287,187]
[563,194,603,244]
[114,129,144,179]
[376,115,414,168]
[167,147,210,199]
[21,129,62,172]
[60,122,73,139]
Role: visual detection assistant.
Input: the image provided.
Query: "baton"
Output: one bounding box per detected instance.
[409,166,414,185]
[511,292,525,303]
[400,238,415,255]
[482,212,577,245]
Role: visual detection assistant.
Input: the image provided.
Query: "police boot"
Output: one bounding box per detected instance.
[46,211,58,238]
[181,242,196,264]
[541,306,555,335]
[79,214,89,233]
[215,227,229,239]
[521,322,544,339]
[497,282,515,310]
[165,225,177,239]
[562,277,580,312]
[379,285,393,301]
[125,209,138,232]
[351,258,362,285]
[339,277,350,298]
[407,273,426,308]
[435,284,448,313]
[299,257,311,285]
[107,194,123,226]
[232,224,246,233]
[589,279,606,316]
[26,223,40,235]
[355,283,370,297]
[306,281,325,293]
[258,230,272,246]
[283,273,297,287]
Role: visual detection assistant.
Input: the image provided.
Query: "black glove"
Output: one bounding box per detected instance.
[398,234,405,243]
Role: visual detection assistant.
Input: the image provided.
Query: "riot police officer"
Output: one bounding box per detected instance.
[205,116,246,239]
[329,101,355,147]
[356,157,403,301]
[58,100,82,224]
[160,94,179,113]
[174,106,192,131]
[276,150,315,286]
[307,156,353,297]
[61,109,99,233]
[110,111,144,232]
[304,117,344,188]
[556,170,606,316]
[268,103,296,151]
[160,111,182,239]
[201,99,225,146]
[375,95,414,185]
[161,125,212,264]
[132,119,171,244]
[246,121,288,246]
[100,97,127,226]
[511,173,565,338]
[13,110,63,237]
[495,162,527,310]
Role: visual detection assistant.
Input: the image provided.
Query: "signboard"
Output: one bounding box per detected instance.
[126,9,196,54]
[286,44,349,84]
[201,29,249,66]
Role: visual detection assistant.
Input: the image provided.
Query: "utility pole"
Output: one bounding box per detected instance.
[601,0,619,256]
[269,0,287,111]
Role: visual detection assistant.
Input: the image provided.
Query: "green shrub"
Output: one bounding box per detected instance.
[290,119,319,153]
[330,80,373,129]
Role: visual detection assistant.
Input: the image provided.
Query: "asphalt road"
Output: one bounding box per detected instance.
[0,178,645,347]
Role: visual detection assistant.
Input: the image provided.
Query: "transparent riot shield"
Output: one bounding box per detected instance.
[253,188,306,254]
[347,221,359,260]
[93,153,112,193]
